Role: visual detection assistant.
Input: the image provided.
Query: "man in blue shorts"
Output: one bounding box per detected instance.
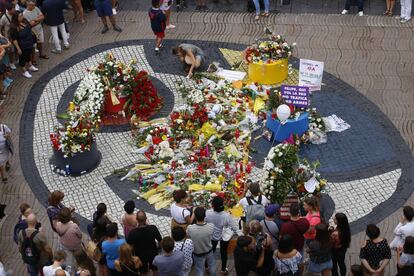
[95,0,122,34]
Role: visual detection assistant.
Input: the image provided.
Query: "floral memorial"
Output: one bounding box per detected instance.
[50,53,163,173]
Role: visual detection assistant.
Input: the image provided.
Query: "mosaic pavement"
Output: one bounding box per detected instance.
[20,39,414,237]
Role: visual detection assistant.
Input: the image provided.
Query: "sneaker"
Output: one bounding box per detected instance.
[22,71,32,78]
[29,65,39,72]
[101,25,109,34]
[9,63,16,70]
[51,48,62,54]
[166,24,176,29]
[195,5,201,11]
[254,15,260,20]
[5,77,13,84]
[400,18,411,23]
[34,48,39,53]
[341,9,348,14]
[112,8,117,15]
[358,11,364,16]
[202,5,209,11]
[2,79,10,88]
[113,25,122,32]
[63,44,70,50]
[395,15,401,19]
[154,47,160,53]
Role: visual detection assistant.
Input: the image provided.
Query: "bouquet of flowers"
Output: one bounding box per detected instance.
[50,113,100,157]
[294,159,327,198]
[244,35,295,64]
[262,143,299,204]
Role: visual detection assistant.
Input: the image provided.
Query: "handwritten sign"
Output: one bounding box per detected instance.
[299,59,324,91]
[216,69,246,81]
[281,85,310,107]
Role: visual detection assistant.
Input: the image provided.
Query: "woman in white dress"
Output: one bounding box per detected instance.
[0,123,11,183]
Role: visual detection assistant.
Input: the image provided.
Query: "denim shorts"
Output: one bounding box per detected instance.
[308,259,333,273]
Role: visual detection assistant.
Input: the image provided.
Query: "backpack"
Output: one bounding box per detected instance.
[20,230,40,265]
[13,217,28,244]
[245,195,265,224]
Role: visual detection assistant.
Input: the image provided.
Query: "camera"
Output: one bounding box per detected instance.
[255,233,266,252]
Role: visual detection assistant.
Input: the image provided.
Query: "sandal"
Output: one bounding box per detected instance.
[254,15,260,20]
[39,55,49,59]
[383,10,389,15]
[263,12,270,17]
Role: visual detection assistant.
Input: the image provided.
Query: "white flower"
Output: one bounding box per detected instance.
[278,152,283,157]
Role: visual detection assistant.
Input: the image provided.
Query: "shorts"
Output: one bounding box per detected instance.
[160,0,173,11]
[34,29,44,44]
[95,0,113,17]
[308,259,333,273]
[154,31,165,39]
[19,48,33,67]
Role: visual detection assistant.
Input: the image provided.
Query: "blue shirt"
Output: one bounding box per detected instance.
[42,0,65,26]
[148,8,166,33]
[102,239,125,269]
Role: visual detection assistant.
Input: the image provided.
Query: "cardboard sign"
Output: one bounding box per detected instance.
[281,85,310,107]
[298,59,324,91]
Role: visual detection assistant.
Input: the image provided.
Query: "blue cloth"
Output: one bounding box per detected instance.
[152,251,185,276]
[193,251,216,276]
[102,239,126,269]
[308,259,333,273]
[95,0,113,17]
[345,0,363,12]
[253,0,269,15]
[266,112,309,142]
[42,0,65,26]
[149,8,166,33]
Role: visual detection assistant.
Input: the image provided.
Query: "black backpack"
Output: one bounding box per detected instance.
[20,230,40,265]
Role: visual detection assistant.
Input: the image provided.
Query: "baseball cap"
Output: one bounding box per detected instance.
[265,204,280,217]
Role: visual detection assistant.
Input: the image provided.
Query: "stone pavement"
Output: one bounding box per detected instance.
[0,7,414,276]
[119,0,400,16]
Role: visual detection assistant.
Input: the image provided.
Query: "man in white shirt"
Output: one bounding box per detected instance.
[392,206,414,249]
[42,250,69,276]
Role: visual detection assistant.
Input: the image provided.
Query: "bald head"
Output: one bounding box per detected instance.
[55,269,67,276]
[136,210,147,225]
[26,213,37,227]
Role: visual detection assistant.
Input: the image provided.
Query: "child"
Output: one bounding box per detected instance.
[149,0,166,53]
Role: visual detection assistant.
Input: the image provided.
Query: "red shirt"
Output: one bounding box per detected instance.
[280,218,310,251]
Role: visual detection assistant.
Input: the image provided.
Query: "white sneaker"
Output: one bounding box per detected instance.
[35,48,39,53]
[29,65,39,72]
[341,9,348,14]
[358,11,364,16]
[166,24,176,29]
[112,8,117,15]
[9,63,16,70]
[22,71,32,78]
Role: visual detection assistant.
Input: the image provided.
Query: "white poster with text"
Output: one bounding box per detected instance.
[299,59,324,91]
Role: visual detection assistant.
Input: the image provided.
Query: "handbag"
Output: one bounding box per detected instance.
[1,124,13,155]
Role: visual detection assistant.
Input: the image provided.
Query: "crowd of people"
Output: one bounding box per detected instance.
[2,181,413,276]
[0,0,122,100]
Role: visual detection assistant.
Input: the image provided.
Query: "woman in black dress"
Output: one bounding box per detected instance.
[114,243,141,275]
[359,224,391,276]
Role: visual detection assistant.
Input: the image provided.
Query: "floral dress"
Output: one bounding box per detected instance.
[173,239,193,274]
[274,251,302,275]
